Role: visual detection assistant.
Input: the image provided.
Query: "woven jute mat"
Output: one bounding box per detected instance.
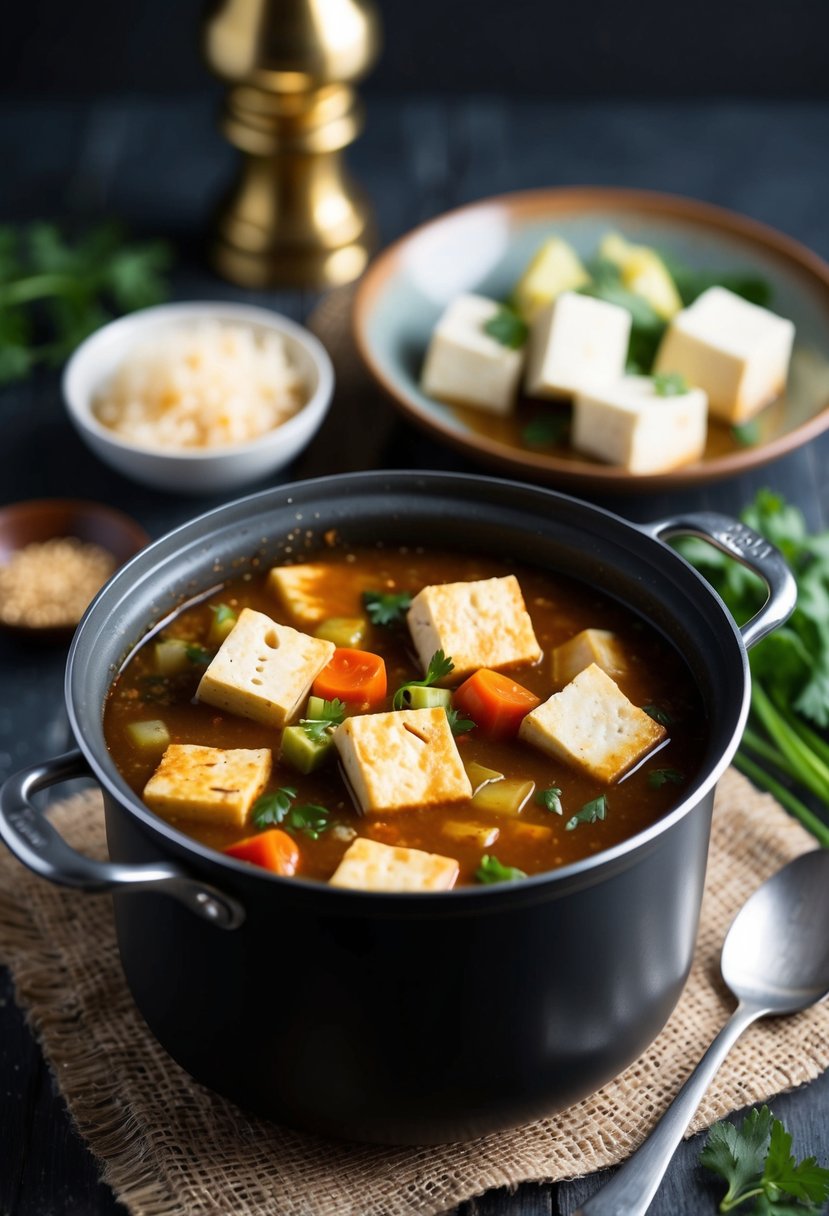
[1,769,828,1216]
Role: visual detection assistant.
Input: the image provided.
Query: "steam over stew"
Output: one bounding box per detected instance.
[104,546,707,890]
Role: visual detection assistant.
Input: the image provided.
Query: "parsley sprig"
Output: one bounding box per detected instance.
[362,589,413,626]
[393,650,454,711]
[445,707,475,736]
[653,371,690,397]
[483,306,529,350]
[700,1105,829,1213]
[475,854,527,884]
[537,785,563,815]
[299,698,347,743]
[565,794,607,832]
[251,786,331,840]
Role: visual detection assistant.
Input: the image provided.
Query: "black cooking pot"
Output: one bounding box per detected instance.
[0,472,795,1145]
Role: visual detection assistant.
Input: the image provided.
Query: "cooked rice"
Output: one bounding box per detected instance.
[92,320,306,450]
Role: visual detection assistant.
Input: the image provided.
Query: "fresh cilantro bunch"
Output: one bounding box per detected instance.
[700,1106,829,1213]
[677,490,829,846]
[0,221,172,384]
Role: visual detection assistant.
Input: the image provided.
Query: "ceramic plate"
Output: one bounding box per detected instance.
[353,187,829,492]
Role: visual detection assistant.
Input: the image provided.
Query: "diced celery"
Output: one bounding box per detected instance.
[280,725,334,774]
[154,638,192,676]
[314,617,368,647]
[208,603,238,646]
[464,760,504,795]
[442,820,500,848]
[126,719,171,753]
[397,685,452,711]
[472,777,535,817]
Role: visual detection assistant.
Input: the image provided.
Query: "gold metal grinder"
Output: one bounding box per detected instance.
[203,0,381,289]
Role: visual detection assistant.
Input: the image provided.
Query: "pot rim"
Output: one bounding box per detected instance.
[65,469,750,902]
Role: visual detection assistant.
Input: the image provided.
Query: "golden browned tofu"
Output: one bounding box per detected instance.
[519,663,666,782]
[551,628,627,688]
[407,575,541,682]
[328,836,459,892]
[267,562,370,627]
[197,607,334,728]
[334,706,472,815]
[142,743,272,828]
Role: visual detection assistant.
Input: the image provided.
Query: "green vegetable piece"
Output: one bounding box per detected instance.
[299,697,347,743]
[125,719,171,754]
[280,725,335,774]
[397,685,452,711]
[483,306,529,350]
[475,854,527,884]
[154,638,195,676]
[647,768,685,789]
[464,760,504,795]
[472,777,535,818]
[565,794,607,831]
[251,786,297,829]
[314,616,369,647]
[393,650,454,710]
[362,589,413,626]
[732,420,761,447]
[208,603,237,646]
[653,371,690,397]
[537,785,563,815]
[286,803,330,840]
[445,707,476,736]
[522,413,569,449]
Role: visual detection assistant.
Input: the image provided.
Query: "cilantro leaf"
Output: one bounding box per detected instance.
[732,420,762,447]
[522,413,569,449]
[483,306,529,350]
[211,603,237,627]
[185,643,212,666]
[653,371,690,397]
[475,854,527,884]
[445,707,475,736]
[252,786,297,829]
[644,704,673,727]
[700,1105,774,1209]
[565,794,607,831]
[763,1117,829,1206]
[537,785,563,815]
[287,802,330,840]
[393,650,454,710]
[299,698,347,743]
[362,589,413,626]
[647,768,685,789]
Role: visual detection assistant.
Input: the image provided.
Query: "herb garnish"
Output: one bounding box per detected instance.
[647,768,685,789]
[445,707,475,736]
[286,803,330,840]
[732,420,762,447]
[565,794,607,831]
[483,306,529,350]
[252,786,331,840]
[299,698,347,742]
[185,643,212,666]
[700,1105,829,1213]
[211,604,237,627]
[362,589,413,626]
[522,414,569,449]
[644,704,673,727]
[475,854,527,884]
[393,650,454,710]
[653,371,689,397]
[0,222,171,385]
[537,785,563,815]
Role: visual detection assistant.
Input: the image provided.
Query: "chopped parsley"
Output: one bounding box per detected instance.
[393,650,454,710]
[299,698,347,743]
[537,785,563,815]
[565,794,607,831]
[362,589,413,626]
[475,854,527,884]
[653,371,690,397]
[483,306,529,350]
[210,603,237,627]
[185,643,212,666]
[732,420,762,447]
[644,704,673,727]
[647,767,685,789]
[521,413,569,449]
[251,786,297,829]
[286,803,330,840]
[445,707,475,736]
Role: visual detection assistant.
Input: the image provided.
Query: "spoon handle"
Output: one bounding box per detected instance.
[573,1001,765,1216]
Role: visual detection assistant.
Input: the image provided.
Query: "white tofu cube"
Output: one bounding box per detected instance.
[653,286,795,423]
[334,706,473,814]
[197,607,334,728]
[329,836,459,892]
[142,743,271,828]
[267,562,367,627]
[524,291,632,399]
[551,628,627,688]
[572,374,708,474]
[421,293,525,415]
[407,575,542,682]
[519,663,666,782]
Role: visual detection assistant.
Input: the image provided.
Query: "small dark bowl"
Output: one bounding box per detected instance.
[0,499,149,643]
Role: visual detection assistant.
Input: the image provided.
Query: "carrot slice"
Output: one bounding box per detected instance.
[312,648,387,709]
[225,829,299,875]
[453,669,541,737]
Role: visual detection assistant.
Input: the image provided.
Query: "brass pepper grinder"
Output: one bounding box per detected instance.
[202,0,381,289]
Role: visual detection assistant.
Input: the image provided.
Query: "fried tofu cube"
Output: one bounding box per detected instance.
[142,743,271,828]
[407,575,542,682]
[653,287,795,423]
[267,562,367,627]
[329,837,459,892]
[519,663,666,782]
[572,374,708,474]
[334,707,473,814]
[524,291,631,400]
[197,607,334,728]
[421,293,525,416]
[551,628,627,688]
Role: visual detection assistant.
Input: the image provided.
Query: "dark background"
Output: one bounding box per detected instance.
[2,0,829,100]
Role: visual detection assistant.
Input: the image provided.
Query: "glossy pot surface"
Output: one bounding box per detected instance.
[0,473,796,1143]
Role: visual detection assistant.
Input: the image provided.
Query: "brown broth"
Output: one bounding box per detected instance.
[103,546,708,886]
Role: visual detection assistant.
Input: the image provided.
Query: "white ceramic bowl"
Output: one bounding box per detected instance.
[63,301,335,495]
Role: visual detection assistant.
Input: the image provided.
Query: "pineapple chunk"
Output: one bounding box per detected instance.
[514,237,590,322]
[599,233,682,320]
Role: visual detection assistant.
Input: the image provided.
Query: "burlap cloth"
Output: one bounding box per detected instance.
[1,768,828,1216]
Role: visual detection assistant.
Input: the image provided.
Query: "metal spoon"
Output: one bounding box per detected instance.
[574,848,829,1216]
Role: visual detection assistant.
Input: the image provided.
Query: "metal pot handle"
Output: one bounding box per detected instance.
[0,750,245,930]
[639,511,797,651]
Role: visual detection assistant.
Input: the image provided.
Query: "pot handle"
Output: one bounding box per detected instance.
[639,511,797,651]
[0,750,245,930]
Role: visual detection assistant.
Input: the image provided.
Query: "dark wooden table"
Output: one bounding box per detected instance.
[1,95,828,1215]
